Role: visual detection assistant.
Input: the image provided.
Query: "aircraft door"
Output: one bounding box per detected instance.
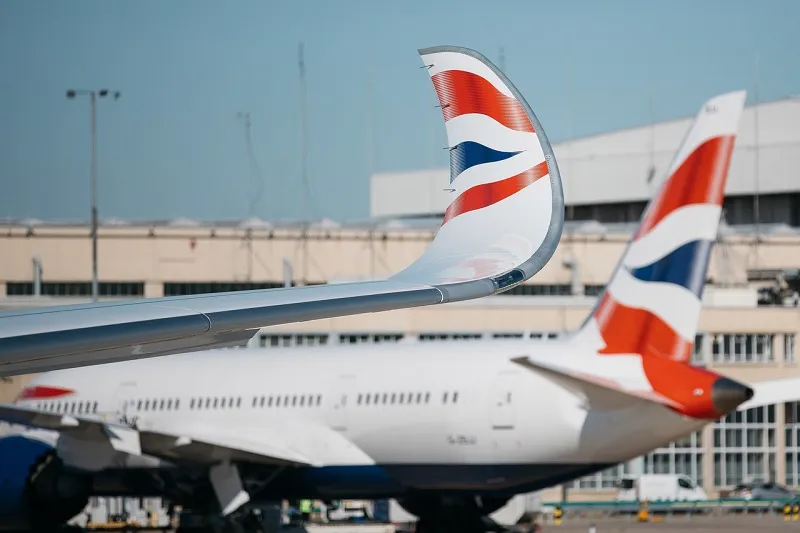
[114,381,138,423]
[327,375,356,431]
[490,372,517,430]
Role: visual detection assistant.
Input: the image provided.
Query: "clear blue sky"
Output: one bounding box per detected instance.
[1,0,798,223]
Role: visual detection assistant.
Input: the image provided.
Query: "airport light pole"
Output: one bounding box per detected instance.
[66,89,121,302]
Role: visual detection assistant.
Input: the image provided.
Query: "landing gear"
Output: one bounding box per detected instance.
[399,495,510,533]
[176,504,282,533]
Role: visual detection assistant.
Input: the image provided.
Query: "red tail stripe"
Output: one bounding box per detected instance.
[642,356,723,419]
[431,70,535,133]
[442,161,549,225]
[635,135,736,239]
[17,385,75,400]
[595,293,692,363]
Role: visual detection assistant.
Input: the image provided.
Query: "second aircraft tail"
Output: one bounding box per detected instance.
[573,90,747,363]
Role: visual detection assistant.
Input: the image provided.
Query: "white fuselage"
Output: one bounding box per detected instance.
[12,340,706,497]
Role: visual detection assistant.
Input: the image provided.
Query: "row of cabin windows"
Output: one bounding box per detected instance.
[355,391,457,406]
[190,397,243,410]
[29,390,461,416]
[36,400,98,414]
[252,394,322,408]
[136,398,181,411]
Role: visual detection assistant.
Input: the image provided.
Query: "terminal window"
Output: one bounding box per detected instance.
[6,281,144,297]
[163,281,286,296]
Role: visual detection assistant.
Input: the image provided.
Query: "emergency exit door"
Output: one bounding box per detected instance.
[490,373,517,430]
[327,375,356,431]
[114,381,138,423]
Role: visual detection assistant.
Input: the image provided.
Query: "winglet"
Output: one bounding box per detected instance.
[391,46,565,300]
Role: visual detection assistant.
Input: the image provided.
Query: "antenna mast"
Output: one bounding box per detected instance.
[298,42,310,283]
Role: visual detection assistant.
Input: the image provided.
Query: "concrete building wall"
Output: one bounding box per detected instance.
[3,224,799,289]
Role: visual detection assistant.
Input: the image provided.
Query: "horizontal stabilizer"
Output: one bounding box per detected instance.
[510,356,680,411]
[737,377,800,412]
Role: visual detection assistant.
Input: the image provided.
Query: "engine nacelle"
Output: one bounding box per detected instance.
[0,435,91,531]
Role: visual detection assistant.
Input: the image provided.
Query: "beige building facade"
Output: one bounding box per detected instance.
[1,221,799,501]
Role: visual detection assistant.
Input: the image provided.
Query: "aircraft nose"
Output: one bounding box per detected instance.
[711,377,754,414]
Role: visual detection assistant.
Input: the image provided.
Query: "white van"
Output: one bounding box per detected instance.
[615,474,708,502]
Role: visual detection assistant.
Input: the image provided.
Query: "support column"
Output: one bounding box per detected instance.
[144,282,163,298]
[777,401,787,485]
[702,424,715,496]
[775,333,786,367]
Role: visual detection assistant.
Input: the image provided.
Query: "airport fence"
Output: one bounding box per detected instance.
[539,498,800,525]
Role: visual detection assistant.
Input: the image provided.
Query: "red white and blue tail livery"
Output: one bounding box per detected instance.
[582,90,746,364]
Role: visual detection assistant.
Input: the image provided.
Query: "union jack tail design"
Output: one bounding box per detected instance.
[576,91,747,364]
[392,46,564,288]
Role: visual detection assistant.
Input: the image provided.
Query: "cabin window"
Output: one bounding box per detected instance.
[236,398,241,408]
[292,396,298,407]
[316,395,322,406]
[160,399,165,410]
[425,392,431,403]
[453,392,459,403]
[443,392,449,404]
[416,392,423,403]
[268,396,274,407]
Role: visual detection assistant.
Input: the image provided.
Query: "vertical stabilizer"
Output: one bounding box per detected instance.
[574,91,747,363]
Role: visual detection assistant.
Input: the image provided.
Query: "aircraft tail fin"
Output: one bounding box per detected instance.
[573,91,747,364]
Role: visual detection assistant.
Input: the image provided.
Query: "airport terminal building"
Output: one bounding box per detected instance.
[2,96,800,501]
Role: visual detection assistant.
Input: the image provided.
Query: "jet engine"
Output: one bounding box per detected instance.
[0,435,91,531]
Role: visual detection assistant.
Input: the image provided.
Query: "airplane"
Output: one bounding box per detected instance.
[2,55,798,533]
[0,44,565,379]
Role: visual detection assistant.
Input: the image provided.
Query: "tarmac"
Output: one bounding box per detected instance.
[540,514,800,532]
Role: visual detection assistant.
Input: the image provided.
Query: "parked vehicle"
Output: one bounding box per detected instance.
[615,474,708,502]
[729,482,799,501]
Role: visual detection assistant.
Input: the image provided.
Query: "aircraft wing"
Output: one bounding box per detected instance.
[0,45,564,377]
[0,402,373,469]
